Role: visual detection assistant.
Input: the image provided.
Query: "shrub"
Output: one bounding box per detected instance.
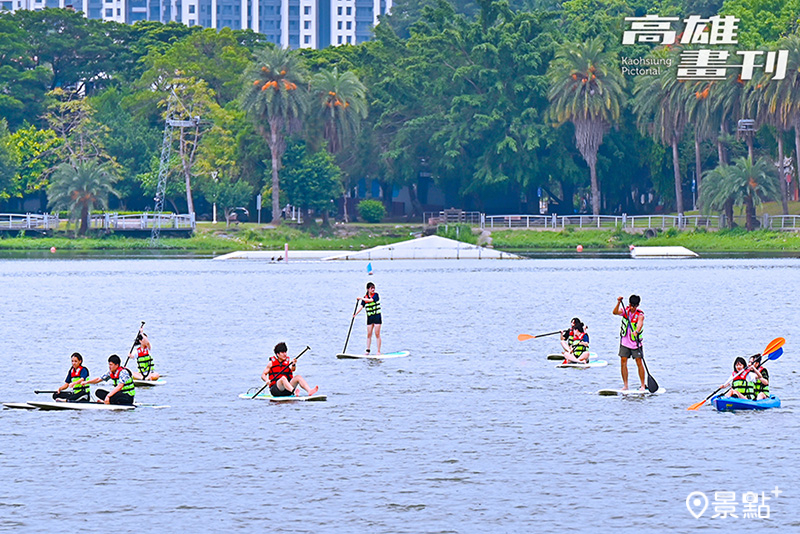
[357,200,386,223]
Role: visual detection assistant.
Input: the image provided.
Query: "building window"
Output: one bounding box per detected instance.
[304,35,311,44]
[337,21,341,29]
[117,8,120,15]
[304,5,310,14]
[189,19,195,25]
[347,35,351,43]
[338,35,342,44]
[346,6,351,15]
[189,4,194,13]
[337,6,342,15]
[105,8,112,15]
[304,20,311,29]
[346,21,351,29]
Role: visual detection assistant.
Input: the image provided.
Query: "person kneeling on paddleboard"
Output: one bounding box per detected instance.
[613,295,646,391]
[52,352,91,402]
[562,320,590,364]
[749,354,770,400]
[354,282,382,355]
[260,342,318,397]
[130,330,160,381]
[79,355,135,405]
[723,357,756,400]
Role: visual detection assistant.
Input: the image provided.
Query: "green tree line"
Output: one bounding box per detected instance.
[0,1,798,229]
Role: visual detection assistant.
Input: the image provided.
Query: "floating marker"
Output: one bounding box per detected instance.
[576,245,583,252]
[367,262,373,275]
[50,247,56,253]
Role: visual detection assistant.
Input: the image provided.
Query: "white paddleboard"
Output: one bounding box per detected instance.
[238,393,327,402]
[548,351,597,361]
[597,387,666,396]
[26,401,136,411]
[556,359,608,369]
[3,402,37,410]
[133,379,166,387]
[336,350,410,359]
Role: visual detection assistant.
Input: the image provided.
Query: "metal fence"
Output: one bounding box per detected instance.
[89,213,196,230]
[0,213,60,230]
[477,213,800,231]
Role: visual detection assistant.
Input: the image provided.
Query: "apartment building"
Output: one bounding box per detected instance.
[0,0,392,49]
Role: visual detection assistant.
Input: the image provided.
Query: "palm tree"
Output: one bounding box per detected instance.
[701,157,780,231]
[47,159,119,235]
[632,48,688,214]
[699,164,735,227]
[241,47,308,224]
[547,37,625,215]
[311,67,368,154]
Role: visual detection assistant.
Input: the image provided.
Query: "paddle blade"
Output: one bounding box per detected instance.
[687,399,706,411]
[646,374,659,394]
[766,347,783,360]
[762,337,785,356]
[517,334,535,341]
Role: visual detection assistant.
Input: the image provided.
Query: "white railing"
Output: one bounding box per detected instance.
[90,213,196,230]
[424,210,483,225]
[0,213,60,230]
[480,213,800,230]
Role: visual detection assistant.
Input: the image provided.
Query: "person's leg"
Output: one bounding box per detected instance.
[374,324,382,354]
[289,375,318,396]
[95,389,109,401]
[757,392,767,400]
[108,392,134,405]
[620,355,629,390]
[131,370,144,380]
[635,358,646,390]
[366,324,374,353]
[563,350,580,363]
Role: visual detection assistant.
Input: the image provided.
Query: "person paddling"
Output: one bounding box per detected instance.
[723,356,755,400]
[353,282,382,355]
[52,352,91,402]
[79,354,135,405]
[749,353,770,400]
[260,342,318,397]
[129,330,160,381]
[562,320,590,364]
[613,294,645,391]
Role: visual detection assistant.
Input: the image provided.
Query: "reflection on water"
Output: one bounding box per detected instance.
[0,258,797,533]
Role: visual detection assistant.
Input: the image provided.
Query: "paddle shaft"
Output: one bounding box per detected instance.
[34,390,58,394]
[252,346,311,399]
[619,301,658,393]
[342,300,360,354]
[123,321,146,368]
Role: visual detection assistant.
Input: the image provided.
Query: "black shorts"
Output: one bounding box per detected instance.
[619,345,644,359]
[367,314,382,325]
[270,384,294,397]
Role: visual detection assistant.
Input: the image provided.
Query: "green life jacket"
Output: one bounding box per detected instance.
[70,366,90,395]
[752,367,769,396]
[111,367,136,397]
[136,346,153,376]
[570,333,587,357]
[365,295,381,317]
[731,375,754,399]
[619,309,643,344]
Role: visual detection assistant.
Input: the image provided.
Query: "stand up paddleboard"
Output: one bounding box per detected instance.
[133,379,166,387]
[548,351,598,361]
[25,401,136,411]
[556,359,608,369]
[597,387,666,396]
[336,350,410,360]
[238,393,327,402]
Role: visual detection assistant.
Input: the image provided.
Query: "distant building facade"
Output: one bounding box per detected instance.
[0,0,392,48]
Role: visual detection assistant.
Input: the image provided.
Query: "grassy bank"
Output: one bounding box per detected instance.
[490,227,800,251]
[3,222,800,253]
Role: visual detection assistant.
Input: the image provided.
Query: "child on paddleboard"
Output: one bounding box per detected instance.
[261,342,318,397]
[129,329,160,381]
[561,319,590,364]
[353,282,381,355]
[613,294,646,391]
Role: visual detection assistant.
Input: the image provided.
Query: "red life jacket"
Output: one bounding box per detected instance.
[137,346,149,358]
[268,357,293,387]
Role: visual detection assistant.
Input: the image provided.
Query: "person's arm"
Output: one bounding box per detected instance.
[104,382,124,404]
[353,299,365,316]
[634,314,644,336]
[613,297,624,316]
[261,365,270,383]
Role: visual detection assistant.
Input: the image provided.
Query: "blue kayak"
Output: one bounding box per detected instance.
[711,395,781,411]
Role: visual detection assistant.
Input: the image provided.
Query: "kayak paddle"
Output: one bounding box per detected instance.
[517,331,563,341]
[341,299,360,355]
[251,345,311,399]
[123,321,146,368]
[34,390,58,394]
[687,338,785,410]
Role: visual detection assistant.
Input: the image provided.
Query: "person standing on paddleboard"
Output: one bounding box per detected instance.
[260,342,318,397]
[129,329,160,381]
[353,282,381,355]
[613,295,646,391]
[52,352,91,402]
[79,354,135,405]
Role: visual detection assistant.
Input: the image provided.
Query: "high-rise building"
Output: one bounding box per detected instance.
[1,0,392,49]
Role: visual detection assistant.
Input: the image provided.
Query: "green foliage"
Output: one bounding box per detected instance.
[357,199,387,223]
[721,0,800,48]
[47,159,120,234]
[0,119,20,199]
[436,223,477,243]
[282,144,343,214]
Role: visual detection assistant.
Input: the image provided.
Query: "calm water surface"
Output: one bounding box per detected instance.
[0,257,798,533]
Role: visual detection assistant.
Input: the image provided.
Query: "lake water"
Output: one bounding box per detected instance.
[0,257,798,533]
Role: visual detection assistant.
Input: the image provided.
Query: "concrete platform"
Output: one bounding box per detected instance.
[630,246,699,258]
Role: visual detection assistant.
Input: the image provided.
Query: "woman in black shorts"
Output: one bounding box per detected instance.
[354,282,382,355]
